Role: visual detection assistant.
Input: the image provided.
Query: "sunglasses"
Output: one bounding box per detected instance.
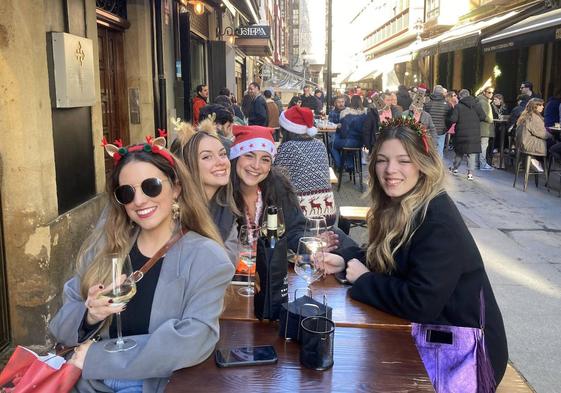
[114,177,168,205]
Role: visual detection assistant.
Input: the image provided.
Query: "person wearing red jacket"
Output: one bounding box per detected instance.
[192,84,208,126]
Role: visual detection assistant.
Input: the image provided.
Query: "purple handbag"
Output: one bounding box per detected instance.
[411,289,496,393]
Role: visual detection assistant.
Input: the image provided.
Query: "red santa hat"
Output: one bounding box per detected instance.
[229,125,277,160]
[279,106,318,137]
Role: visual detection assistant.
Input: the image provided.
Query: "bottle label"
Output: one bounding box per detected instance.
[267,214,277,230]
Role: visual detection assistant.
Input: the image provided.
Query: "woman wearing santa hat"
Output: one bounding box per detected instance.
[229,124,359,266]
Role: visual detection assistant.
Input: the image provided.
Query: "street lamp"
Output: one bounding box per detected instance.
[218,26,236,45]
[301,50,308,85]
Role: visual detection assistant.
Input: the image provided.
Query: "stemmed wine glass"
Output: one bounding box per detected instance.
[238,224,260,297]
[294,237,325,293]
[304,215,328,243]
[98,253,137,352]
[260,206,285,237]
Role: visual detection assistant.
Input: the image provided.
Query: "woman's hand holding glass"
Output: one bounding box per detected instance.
[304,216,339,252]
[85,284,125,325]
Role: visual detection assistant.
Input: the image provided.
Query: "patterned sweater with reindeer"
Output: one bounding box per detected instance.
[274,139,337,227]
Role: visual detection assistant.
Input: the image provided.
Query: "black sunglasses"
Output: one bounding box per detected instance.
[114,177,167,205]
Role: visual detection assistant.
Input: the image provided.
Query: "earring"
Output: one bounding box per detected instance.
[171,200,180,221]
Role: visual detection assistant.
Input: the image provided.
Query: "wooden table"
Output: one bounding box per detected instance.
[222,270,409,329]
[166,320,432,392]
[548,126,561,141]
[329,167,338,185]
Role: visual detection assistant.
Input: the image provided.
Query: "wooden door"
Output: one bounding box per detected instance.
[98,25,129,174]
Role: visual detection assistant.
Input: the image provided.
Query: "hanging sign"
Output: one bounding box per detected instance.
[235,25,270,39]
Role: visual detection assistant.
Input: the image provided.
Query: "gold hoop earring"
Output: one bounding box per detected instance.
[172,200,180,221]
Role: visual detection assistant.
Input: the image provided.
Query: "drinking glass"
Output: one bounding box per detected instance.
[304,215,327,240]
[238,224,260,297]
[294,237,325,292]
[99,253,137,352]
[260,206,285,237]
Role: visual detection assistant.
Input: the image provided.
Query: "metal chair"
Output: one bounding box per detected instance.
[512,149,548,191]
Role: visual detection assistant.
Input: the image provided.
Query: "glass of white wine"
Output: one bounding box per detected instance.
[304,215,328,247]
[294,237,325,293]
[260,206,285,237]
[99,253,137,352]
[237,224,260,297]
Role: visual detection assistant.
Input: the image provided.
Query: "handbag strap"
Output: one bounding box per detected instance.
[132,228,187,282]
[479,288,485,330]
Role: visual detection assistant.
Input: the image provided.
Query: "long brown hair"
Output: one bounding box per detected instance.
[171,129,238,214]
[77,148,221,299]
[366,126,445,273]
[517,98,544,126]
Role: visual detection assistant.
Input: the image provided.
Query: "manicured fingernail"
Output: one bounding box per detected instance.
[108,299,113,304]
[99,285,104,289]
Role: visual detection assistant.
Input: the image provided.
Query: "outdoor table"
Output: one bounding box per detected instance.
[166,320,432,392]
[548,126,561,141]
[222,268,410,329]
[494,118,509,169]
[317,126,337,148]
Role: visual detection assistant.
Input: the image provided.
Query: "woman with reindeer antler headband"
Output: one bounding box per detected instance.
[49,131,234,393]
[324,119,508,390]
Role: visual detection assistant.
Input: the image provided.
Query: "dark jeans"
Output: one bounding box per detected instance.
[331,135,362,170]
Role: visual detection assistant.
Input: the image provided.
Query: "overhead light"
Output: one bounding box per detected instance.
[193,1,205,15]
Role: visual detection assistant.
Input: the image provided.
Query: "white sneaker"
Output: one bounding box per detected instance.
[480,164,494,171]
[530,158,544,172]
[467,173,474,181]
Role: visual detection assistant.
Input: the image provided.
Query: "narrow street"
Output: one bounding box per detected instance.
[335,156,561,393]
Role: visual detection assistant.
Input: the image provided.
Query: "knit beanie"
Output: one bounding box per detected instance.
[279,106,318,136]
[229,125,276,160]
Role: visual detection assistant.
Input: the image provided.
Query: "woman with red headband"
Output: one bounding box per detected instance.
[328,121,508,390]
[49,135,234,392]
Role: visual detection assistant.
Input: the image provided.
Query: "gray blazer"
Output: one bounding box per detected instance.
[49,231,235,393]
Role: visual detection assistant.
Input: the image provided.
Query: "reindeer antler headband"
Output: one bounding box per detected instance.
[101,129,175,166]
[379,117,430,154]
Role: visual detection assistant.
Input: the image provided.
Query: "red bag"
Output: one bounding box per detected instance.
[0,346,81,393]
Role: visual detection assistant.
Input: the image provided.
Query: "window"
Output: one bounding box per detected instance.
[292,9,299,25]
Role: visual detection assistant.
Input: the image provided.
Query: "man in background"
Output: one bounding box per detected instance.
[192,84,208,126]
[247,82,268,126]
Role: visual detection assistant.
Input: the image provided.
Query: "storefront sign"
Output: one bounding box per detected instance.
[236,25,270,39]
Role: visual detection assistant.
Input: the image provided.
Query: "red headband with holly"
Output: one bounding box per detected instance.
[101,129,175,166]
[380,117,430,153]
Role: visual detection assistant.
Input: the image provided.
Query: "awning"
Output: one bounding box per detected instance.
[482,8,561,53]
[436,10,521,54]
[227,0,259,24]
[235,37,273,56]
[345,48,413,83]
[261,63,317,91]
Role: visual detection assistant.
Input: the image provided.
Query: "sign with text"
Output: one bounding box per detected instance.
[236,25,270,39]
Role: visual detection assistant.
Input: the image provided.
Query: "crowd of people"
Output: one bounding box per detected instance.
[48,77,561,392]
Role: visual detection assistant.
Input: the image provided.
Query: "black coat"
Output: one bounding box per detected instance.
[248,95,269,126]
[349,193,508,384]
[424,93,452,135]
[362,106,401,151]
[448,96,486,154]
[301,94,321,115]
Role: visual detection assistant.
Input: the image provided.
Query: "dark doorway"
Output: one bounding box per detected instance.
[98,25,129,175]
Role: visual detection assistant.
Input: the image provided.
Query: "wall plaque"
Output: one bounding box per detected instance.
[51,32,96,108]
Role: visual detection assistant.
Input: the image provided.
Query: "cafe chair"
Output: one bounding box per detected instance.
[512,149,548,192]
[337,147,363,192]
[545,151,561,197]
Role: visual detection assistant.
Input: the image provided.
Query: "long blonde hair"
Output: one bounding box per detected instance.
[517,98,544,126]
[366,126,445,273]
[77,148,221,299]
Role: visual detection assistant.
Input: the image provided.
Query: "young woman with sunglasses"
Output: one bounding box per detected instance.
[49,137,234,393]
[328,121,508,388]
[171,123,240,265]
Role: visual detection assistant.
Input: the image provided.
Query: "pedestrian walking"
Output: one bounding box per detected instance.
[423,85,452,157]
[477,87,495,170]
[448,89,486,180]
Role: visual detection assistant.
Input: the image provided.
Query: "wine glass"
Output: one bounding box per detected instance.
[294,237,325,293]
[305,215,331,250]
[260,206,285,237]
[238,224,260,297]
[98,253,137,352]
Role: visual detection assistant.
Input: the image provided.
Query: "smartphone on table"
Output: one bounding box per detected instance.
[334,270,351,285]
[215,345,278,368]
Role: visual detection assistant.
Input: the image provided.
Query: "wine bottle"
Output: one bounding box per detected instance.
[265,205,279,249]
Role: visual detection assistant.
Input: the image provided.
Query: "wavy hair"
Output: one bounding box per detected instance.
[517,98,544,126]
[366,126,445,273]
[77,148,221,299]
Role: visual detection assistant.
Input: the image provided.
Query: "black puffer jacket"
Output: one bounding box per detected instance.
[448,96,486,154]
[424,93,452,135]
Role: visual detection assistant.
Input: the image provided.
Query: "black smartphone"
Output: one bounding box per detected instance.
[426,329,454,345]
[215,345,278,368]
[334,271,351,285]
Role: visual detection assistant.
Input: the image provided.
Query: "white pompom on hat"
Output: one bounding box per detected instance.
[279,106,318,137]
[229,125,277,160]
